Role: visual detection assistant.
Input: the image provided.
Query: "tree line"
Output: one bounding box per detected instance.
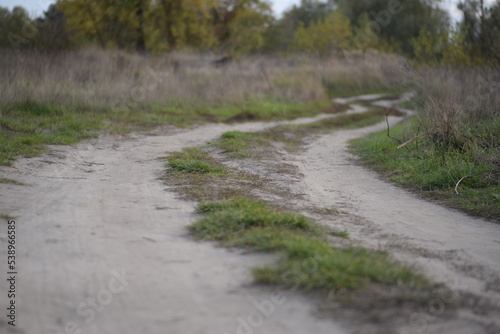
[0,0,498,63]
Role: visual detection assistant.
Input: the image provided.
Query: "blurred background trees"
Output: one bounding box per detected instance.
[0,0,498,64]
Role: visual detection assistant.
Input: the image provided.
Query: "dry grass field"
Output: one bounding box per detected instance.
[0,49,404,108]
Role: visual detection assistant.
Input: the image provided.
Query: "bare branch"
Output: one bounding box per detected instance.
[455,175,473,195]
[385,110,403,145]
[397,133,430,150]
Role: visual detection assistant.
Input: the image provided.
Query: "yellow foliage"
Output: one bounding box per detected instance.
[57,0,218,51]
[229,7,273,54]
[411,26,482,66]
[293,12,353,56]
[166,0,218,49]
[442,28,475,66]
[411,30,439,65]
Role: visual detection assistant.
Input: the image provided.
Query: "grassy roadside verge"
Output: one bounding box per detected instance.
[0,102,108,166]
[350,119,500,222]
[0,92,393,167]
[0,99,335,166]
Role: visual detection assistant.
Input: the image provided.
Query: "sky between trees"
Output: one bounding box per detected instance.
[4,0,495,20]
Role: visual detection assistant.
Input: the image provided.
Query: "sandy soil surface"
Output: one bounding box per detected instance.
[0,117,350,334]
[284,120,500,333]
[1,97,499,334]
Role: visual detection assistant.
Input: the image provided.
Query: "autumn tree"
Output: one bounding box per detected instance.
[458,0,500,61]
[158,0,218,50]
[33,4,76,52]
[411,26,475,66]
[335,0,449,55]
[285,0,334,28]
[212,0,273,52]
[56,0,142,49]
[293,11,352,56]
[0,6,33,51]
[411,0,500,65]
[264,0,334,53]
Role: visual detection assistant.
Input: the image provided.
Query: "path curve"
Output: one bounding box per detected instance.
[1,96,499,334]
[0,119,350,334]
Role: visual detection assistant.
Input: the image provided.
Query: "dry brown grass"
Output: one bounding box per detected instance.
[406,65,499,147]
[0,49,406,165]
[0,48,404,109]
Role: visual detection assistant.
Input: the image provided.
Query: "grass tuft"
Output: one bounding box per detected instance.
[253,245,420,291]
[191,196,425,293]
[330,229,349,238]
[191,197,317,240]
[217,131,273,158]
[167,147,228,175]
[164,147,264,202]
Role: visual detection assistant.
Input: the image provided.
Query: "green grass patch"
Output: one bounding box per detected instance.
[284,108,387,134]
[191,196,425,292]
[164,147,263,202]
[168,147,228,175]
[351,119,500,222]
[213,109,390,159]
[0,98,335,166]
[216,131,276,158]
[192,197,318,239]
[0,101,105,166]
[220,99,335,123]
[253,245,419,291]
[275,106,397,142]
[144,99,334,127]
[329,229,349,238]
[0,178,25,185]
[0,90,395,167]
[323,82,405,98]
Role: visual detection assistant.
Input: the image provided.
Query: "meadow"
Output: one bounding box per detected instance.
[0,49,402,166]
[1,49,498,220]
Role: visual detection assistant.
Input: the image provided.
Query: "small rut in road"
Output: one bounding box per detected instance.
[0,94,499,334]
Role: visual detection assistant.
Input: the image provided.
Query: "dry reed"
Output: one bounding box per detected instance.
[0,48,404,109]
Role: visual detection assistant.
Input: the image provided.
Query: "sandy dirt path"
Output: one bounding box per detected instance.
[0,118,348,334]
[241,94,499,333]
[293,116,500,289]
[215,94,500,333]
[285,119,500,332]
[1,97,499,333]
